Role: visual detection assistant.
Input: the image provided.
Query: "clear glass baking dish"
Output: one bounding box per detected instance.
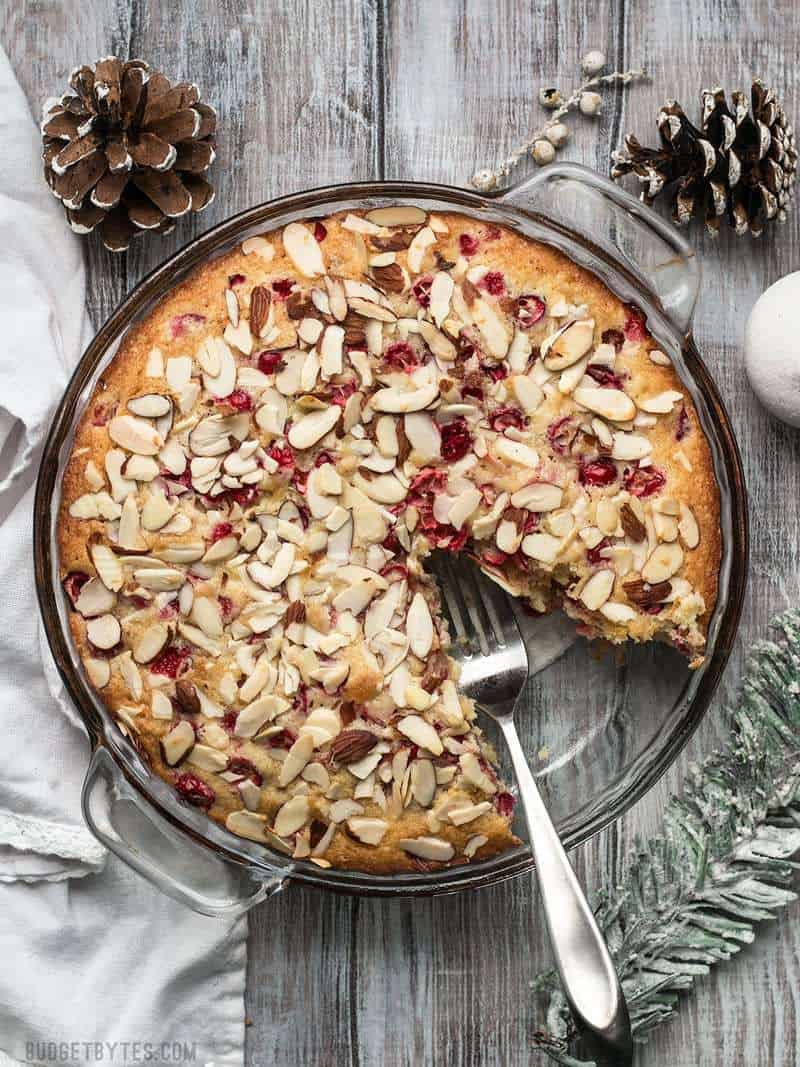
[34,164,748,915]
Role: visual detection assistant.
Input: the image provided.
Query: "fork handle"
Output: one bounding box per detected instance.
[499,718,633,1065]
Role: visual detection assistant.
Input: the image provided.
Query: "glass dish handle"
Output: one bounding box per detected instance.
[499,162,701,336]
[82,747,285,916]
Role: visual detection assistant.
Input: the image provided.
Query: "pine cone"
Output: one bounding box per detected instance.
[41,57,216,252]
[612,80,797,237]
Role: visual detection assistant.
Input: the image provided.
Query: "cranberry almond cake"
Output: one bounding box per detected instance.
[59,206,720,873]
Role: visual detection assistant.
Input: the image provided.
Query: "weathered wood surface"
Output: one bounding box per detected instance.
[3,0,800,1063]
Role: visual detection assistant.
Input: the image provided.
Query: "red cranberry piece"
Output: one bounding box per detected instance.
[63,571,90,605]
[258,350,286,374]
[169,312,206,339]
[313,221,327,242]
[623,465,666,498]
[440,417,473,462]
[587,537,611,565]
[481,547,508,566]
[379,561,408,580]
[482,362,508,382]
[227,755,263,786]
[579,457,618,487]
[585,364,625,390]
[515,294,546,330]
[478,270,506,297]
[221,389,252,412]
[228,273,246,287]
[411,275,433,308]
[495,792,516,817]
[271,279,295,300]
[266,443,295,471]
[267,728,298,750]
[330,381,358,407]
[521,512,540,534]
[221,709,239,734]
[150,645,191,679]
[158,600,179,620]
[481,224,502,242]
[459,233,479,256]
[314,450,335,468]
[383,341,419,372]
[623,304,648,342]
[601,328,625,352]
[382,530,400,552]
[675,405,690,441]
[408,467,449,499]
[546,416,577,455]
[488,405,527,433]
[218,595,236,622]
[174,772,215,810]
[211,522,233,542]
[91,402,116,427]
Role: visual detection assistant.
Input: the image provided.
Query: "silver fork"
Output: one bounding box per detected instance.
[430,553,633,1066]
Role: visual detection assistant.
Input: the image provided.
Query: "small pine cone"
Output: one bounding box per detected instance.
[41,57,217,252]
[612,79,798,237]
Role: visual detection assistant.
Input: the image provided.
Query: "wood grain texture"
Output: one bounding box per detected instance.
[3,0,800,1064]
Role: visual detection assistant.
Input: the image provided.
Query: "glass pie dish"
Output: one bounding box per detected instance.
[34,164,748,915]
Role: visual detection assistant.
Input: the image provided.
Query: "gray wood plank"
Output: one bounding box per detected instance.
[3,1,800,1065]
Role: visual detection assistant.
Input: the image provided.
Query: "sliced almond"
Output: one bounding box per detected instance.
[520,532,562,564]
[510,375,544,414]
[404,412,441,460]
[600,601,637,623]
[642,542,684,583]
[347,816,389,845]
[161,720,195,766]
[347,296,398,323]
[579,569,615,611]
[397,714,442,755]
[429,271,454,328]
[407,592,434,658]
[319,325,344,378]
[365,205,427,227]
[86,613,121,650]
[283,222,325,276]
[471,296,510,359]
[542,319,595,370]
[372,381,439,413]
[75,578,116,618]
[398,836,454,862]
[611,432,652,461]
[108,415,163,456]
[128,393,171,418]
[200,338,237,398]
[406,225,436,273]
[274,795,310,837]
[573,386,636,422]
[91,542,124,591]
[678,503,700,549]
[134,622,170,664]
[410,759,436,807]
[495,438,539,468]
[510,482,562,512]
[279,733,315,787]
[287,405,341,449]
[141,492,175,532]
[637,389,683,414]
[448,801,492,826]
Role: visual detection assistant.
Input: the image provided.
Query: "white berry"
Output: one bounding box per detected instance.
[579,91,602,117]
[532,140,556,166]
[472,168,498,192]
[581,50,606,75]
[546,123,570,148]
[539,87,563,110]
[744,272,800,427]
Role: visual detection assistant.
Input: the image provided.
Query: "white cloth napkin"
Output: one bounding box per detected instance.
[0,46,248,1067]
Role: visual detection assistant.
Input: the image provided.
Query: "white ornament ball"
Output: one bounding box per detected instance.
[579,91,603,117]
[532,139,556,166]
[546,122,570,148]
[744,271,800,426]
[581,50,606,75]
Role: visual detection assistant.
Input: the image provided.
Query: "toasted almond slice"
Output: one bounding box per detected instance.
[248,543,296,589]
[161,720,195,766]
[201,338,237,398]
[642,542,684,583]
[134,622,170,664]
[242,235,275,260]
[274,795,310,837]
[397,714,442,755]
[320,324,344,378]
[404,412,441,460]
[283,222,325,276]
[347,816,389,845]
[496,438,540,468]
[134,567,185,591]
[406,225,436,273]
[75,578,116,618]
[558,355,590,395]
[117,494,144,550]
[347,296,398,323]
[191,596,223,638]
[600,601,637,623]
[278,733,315,787]
[187,744,229,773]
[352,471,407,505]
[166,355,193,393]
[448,801,493,826]
[637,389,683,414]
[611,432,652,461]
[141,491,175,532]
[417,319,457,361]
[579,569,615,611]
[511,482,562,512]
[397,836,454,862]
[225,810,267,842]
[372,381,439,413]
[91,543,124,591]
[410,759,436,807]
[520,531,562,563]
[287,405,341,449]
[128,393,171,418]
[653,511,679,542]
[429,271,454,328]
[648,348,671,366]
[108,415,163,456]
[449,486,482,529]
[507,329,533,373]
[86,613,121,650]
[407,592,434,659]
[471,295,511,359]
[510,374,544,414]
[573,386,636,422]
[366,205,427,227]
[678,503,700,549]
[542,318,595,370]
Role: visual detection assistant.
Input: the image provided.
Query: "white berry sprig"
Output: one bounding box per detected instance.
[471,51,648,192]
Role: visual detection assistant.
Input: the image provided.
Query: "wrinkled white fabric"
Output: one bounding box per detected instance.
[0,46,247,1067]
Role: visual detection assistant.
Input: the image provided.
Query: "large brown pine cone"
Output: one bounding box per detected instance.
[41,56,216,252]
